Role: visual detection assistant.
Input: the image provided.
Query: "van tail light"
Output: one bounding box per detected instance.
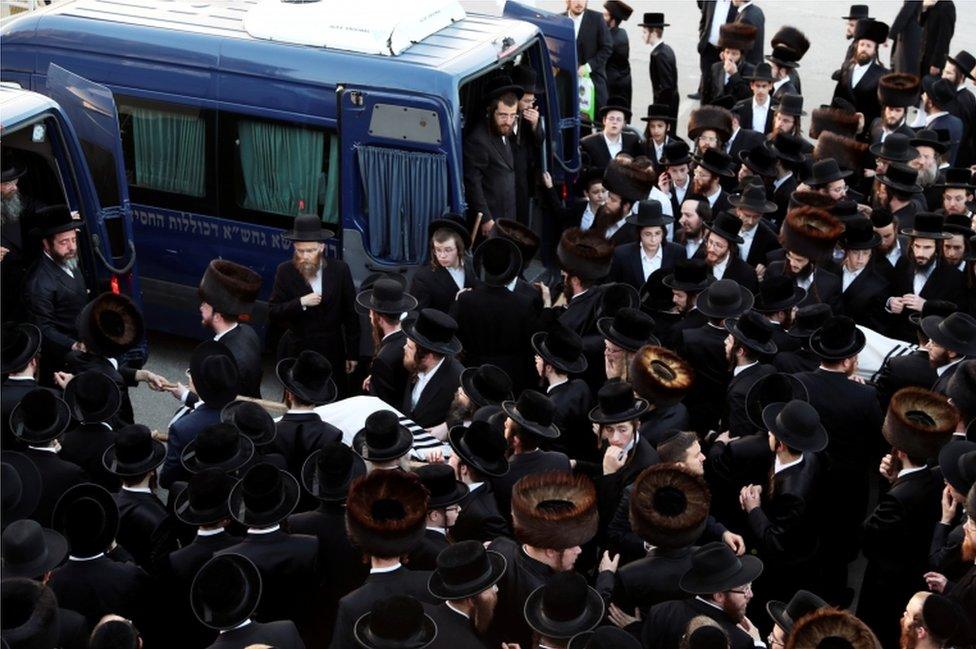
[110,275,121,294]
[560,182,569,201]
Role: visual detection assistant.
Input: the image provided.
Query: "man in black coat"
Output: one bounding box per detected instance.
[832,19,889,137]
[57,381,121,492]
[401,309,465,429]
[566,0,613,112]
[697,212,758,292]
[269,215,359,397]
[722,311,777,439]
[696,1,739,100]
[532,324,595,462]
[603,1,633,112]
[641,13,679,118]
[448,419,511,543]
[426,541,505,649]
[944,50,976,168]
[733,64,776,135]
[1,322,48,451]
[733,0,764,65]
[358,276,416,407]
[837,218,891,332]
[923,313,976,395]
[729,184,781,268]
[702,23,757,106]
[918,0,955,78]
[724,110,765,163]
[608,200,685,290]
[579,103,643,171]
[409,464,468,571]
[274,349,343,475]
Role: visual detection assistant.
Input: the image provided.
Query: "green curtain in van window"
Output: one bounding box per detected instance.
[130,106,205,197]
[356,145,448,262]
[322,136,339,225]
[238,120,324,217]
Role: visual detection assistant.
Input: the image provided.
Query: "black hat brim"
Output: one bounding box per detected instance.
[1,323,41,374]
[808,168,852,187]
[596,317,660,353]
[754,286,807,313]
[767,600,793,632]
[63,373,122,425]
[181,436,255,475]
[352,425,414,463]
[588,398,649,424]
[275,358,338,406]
[679,554,764,594]
[921,315,976,356]
[9,394,71,445]
[702,221,745,244]
[460,367,512,408]
[625,214,675,229]
[447,425,509,478]
[300,448,367,502]
[695,285,755,320]
[662,273,714,293]
[745,373,808,429]
[530,332,588,375]
[190,554,263,630]
[808,326,867,360]
[102,439,167,477]
[173,484,233,527]
[501,401,560,439]
[842,232,882,250]
[768,142,806,164]
[221,401,277,447]
[728,193,777,214]
[761,402,828,452]
[473,240,522,287]
[228,470,301,527]
[428,550,507,600]
[1,451,42,524]
[694,157,736,178]
[765,54,799,69]
[428,480,470,509]
[725,319,778,356]
[738,151,779,178]
[52,483,119,556]
[640,113,676,124]
[598,105,633,122]
[524,584,605,639]
[282,227,336,242]
[877,175,922,195]
[0,527,68,578]
[868,142,919,162]
[355,289,418,316]
[428,218,472,249]
[899,226,950,240]
[354,611,438,649]
[403,322,462,357]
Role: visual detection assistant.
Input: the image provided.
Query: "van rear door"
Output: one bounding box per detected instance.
[44,64,138,290]
[502,1,580,175]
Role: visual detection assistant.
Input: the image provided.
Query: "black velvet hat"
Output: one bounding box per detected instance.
[1,322,41,375]
[754,275,806,313]
[460,363,514,407]
[626,199,673,229]
[282,213,335,242]
[416,463,469,509]
[9,389,71,445]
[502,390,560,439]
[228,462,301,527]
[354,595,438,649]
[809,316,865,360]
[191,553,263,630]
[762,400,828,452]
[679,542,763,594]
[301,442,367,502]
[189,340,239,408]
[221,400,277,447]
[0,519,68,579]
[524,572,605,639]
[531,324,588,374]
[181,422,255,475]
[356,276,418,315]
[52,483,119,557]
[428,540,507,600]
[663,259,714,293]
[767,590,829,633]
[352,410,414,462]
[869,133,918,162]
[102,424,166,477]
[276,349,338,405]
[725,310,778,356]
[63,369,122,424]
[403,309,462,357]
[448,420,510,478]
[174,468,238,526]
[473,237,522,287]
[745,372,808,430]
[703,212,745,244]
[1,452,41,527]
[695,279,754,319]
[589,380,649,424]
[597,308,659,352]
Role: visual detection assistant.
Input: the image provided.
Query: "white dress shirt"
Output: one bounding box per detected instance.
[580,203,597,231]
[604,133,623,160]
[773,172,793,192]
[842,265,866,292]
[796,271,814,292]
[751,98,770,133]
[213,322,239,341]
[851,62,871,88]
[570,11,583,37]
[605,216,629,239]
[739,225,757,261]
[774,455,804,475]
[411,357,445,408]
[708,0,733,47]
[641,246,664,280]
[913,264,936,295]
[712,254,730,279]
[446,266,465,291]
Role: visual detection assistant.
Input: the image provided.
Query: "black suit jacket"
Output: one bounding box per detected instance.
[573,8,613,107]
[25,254,89,364]
[48,556,152,631]
[218,324,263,398]
[161,404,222,489]
[766,261,842,313]
[726,126,765,163]
[713,254,759,293]
[206,620,305,649]
[680,323,730,434]
[606,24,631,107]
[724,363,775,438]
[833,62,887,136]
[273,411,342,477]
[580,131,643,170]
[875,350,936,411]
[927,112,965,166]
[642,597,756,649]
[840,265,890,332]
[743,221,781,268]
[330,567,435,649]
[918,0,955,76]
[401,356,464,428]
[950,86,976,168]
[734,99,775,136]
[369,329,409,407]
[888,259,967,341]
[114,489,175,572]
[559,286,607,393]
[487,536,558,647]
[697,0,738,52]
[609,241,686,290]
[21,447,87,527]
[407,528,450,572]
[548,379,596,462]
[772,174,797,229]
[452,483,510,543]
[426,603,491,649]
[409,261,475,315]
[735,4,764,65]
[649,43,679,117]
[610,546,695,615]
[463,119,517,222]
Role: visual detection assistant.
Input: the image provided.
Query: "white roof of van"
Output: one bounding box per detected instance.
[0,84,59,131]
[243,0,466,56]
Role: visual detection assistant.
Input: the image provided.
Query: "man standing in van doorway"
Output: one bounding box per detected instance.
[269,214,360,398]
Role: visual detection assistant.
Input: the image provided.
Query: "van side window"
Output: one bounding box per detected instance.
[117,97,212,206]
[222,114,338,229]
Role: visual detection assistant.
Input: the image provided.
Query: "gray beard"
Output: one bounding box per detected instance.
[916,164,938,188]
[2,193,22,225]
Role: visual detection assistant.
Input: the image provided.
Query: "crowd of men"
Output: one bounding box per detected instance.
[2,0,976,648]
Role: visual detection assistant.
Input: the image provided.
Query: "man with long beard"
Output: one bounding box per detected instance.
[269,214,359,397]
[832,19,889,137]
[357,275,417,407]
[426,541,505,644]
[1,153,41,321]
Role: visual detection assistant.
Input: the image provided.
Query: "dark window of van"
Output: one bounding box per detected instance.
[221,113,338,229]
[117,97,215,211]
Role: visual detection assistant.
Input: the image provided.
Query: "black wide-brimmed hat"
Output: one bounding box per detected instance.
[448,420,509,477]
[189,340,239,408]
[769,133,806,164]
[762,400,828,452]
[52,483,119,557]
[739,143,779,179]
[483,73,524,104]
[788,303,832,339]
[229,462,301,527]
[356,276,418,315]
[282,213,335,241]
[76,292,144,358]
[473,237,522,287]
[746,372,808,430]
[729,185,777,214]
[181,422,255,475]
[174,468,238,526]
[884,388,957,464]
[765,44,801,69]
[1,150,27,183]
[638,12,669,27]
[703,212,745,244]
[694,148,736,178]
[900,212,951,240]
[843,4,870,19]
[589,380,648,424]
[416,463,469,509]
[696,279,754,319]
[809,316,865,360]
[869,133,918,163]
[767,590,829,633]
[9,389,71,445]
[2,452,41,527]
[743,63,775,83]
[352,410,414,462]
[806,158,851,187]
[598,96,633,123]
[191,553,263,631]
[726,311,778,356]
[841,216,882,250]
[755,275,806,313]
[531,324,588,374]
[102,424,166,477]
[428,540,506,600]
[354,595,438,649]
[428,213,471,249]
[943,212,972,237]
[461,364,513,408]
[877,161,923,194]
[923,75,957,110]
[1,322,41,375]
[626,199,673,229]
[221,400,276,447]
[301,442,367,502]
[921,312,976,357]
[774,93,806,117]
[276,349,338,406]
[939,440,976,496]
[63,369,122,424]
[948,50,976,80]
[679,541,763,594]
[934,167,976,190]
[502,390,560,439]
[910,129,950,155]
[525,572,604,640]
[31,204,81,238]
[663,259,713,293]
[630,464,710,549]
[660,140,691,166]
[598,308,659,352]
[641,103,676,124]
[403,309,462,357]
[569,628,642,649]
[1,519,67,579]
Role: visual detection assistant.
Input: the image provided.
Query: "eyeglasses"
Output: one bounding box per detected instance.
[767,634,784,648]
[726,585,753,596]
[698,135,719,144]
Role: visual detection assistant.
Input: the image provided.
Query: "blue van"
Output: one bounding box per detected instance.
[1,0,580,339]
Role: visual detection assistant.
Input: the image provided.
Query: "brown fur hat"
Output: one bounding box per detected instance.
[815,132,870,172]
[77,292,144,357]
[718,22,758,52]
[557,227,614,281]
[630,465,710,549]
[603,159,655,203]
[346,470,429,558]
[810,107,861,139]
[493,218,540,268]
[878,73,921,108]
[788,190,837,211]
[786,608,881,649]
[688,106,733,141]
[883,388,958,461]
[630,345,694,407]
[197,260,262,318]
[512,472,597,549]
[780,207,846,261]
[771,26,810,59]
[947,360,976,423]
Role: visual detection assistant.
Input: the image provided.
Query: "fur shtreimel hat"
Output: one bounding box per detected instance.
[345,470,428,559]
[688,105,733,142]
[815,132,870,174]
[771,26,810,59]
[197,259,262,318]
[878,73,921,108]
[884,388,958,461]
[557,228,614,281]
[603,160,655,204]
[630,465,710,549]
[512,472,597,550]
[718,22,758,52]
[810,107,861,140]
[785,608,881,649]
[780,207,846,262]
[630,345,694,407]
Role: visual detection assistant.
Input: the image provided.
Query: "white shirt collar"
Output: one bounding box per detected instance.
[467,481,484,492]
[695,596,724,611]
[418,357,445,383]
[220,620,252,633]
[733,361,758,377]
[197,528,226,537]
[28,445,58,454]
[774,455,804,475]
[546,377,569,393]
[773,77,789,92]
[213,322,238,341]
[897,465,928,479]
[936,356,965,377]
[6,375,35,381]
[506,277,518,292]
[371,562,403,574]
[925,111,949,126]
[247,524,281,535]
[427,526,448,536]
[446,602,471,619]
[641,246,663,262]
[712,254,730,279]
[69,553,106,562]
[122,485,152,494]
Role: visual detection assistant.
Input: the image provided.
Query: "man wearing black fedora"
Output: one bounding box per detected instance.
[425,540,506,645]
[160,341,240,488]
[196,258,263,399]
[659,141,693,218]
[639,105,678,169]
[918,76,964,166]
[696,213,758,292]
[735,63,776,135]
[408,463,469,571]
[753,275,806,355]
[274,349,343,474]
[410,215,476,315]
[580,99,642,171]
[691,147,735,217]
[191,553,304,649]
[218,462,319,636]
[724,103,766,165]
[608,200,684,290]
[766,589,829,649]
[722,310,777,438]
[640,542,764,649]
[943,50,975,168]
[401,309,465,430]
[358,276,415,408]
[598,307,658,383]
[639,14,678,119]
[1,322,49,450]
[921,312,976,395]
[448,418,511,543]
[453,363,513,426]
[523,571,604,647]
[662,259,713,343]
[332,470,436,649]
[837,217,891,333]
[270,214,360,397]
[728,184,780,268]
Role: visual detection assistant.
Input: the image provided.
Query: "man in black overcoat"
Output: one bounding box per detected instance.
[721,311,777,439]
[531,325,594,462]
[641,13,678,118]
[837,218,891,333]
[274,349,343,475]
[1,322,48,450]
[566,0,613,111]
[409,463,468,571]
[448,418,511,543]
[361,278,413,407]
[603,1,633,111]
[58,371,121,492]
[426,540,506,649]
[401,309,465,429]
[832,19,889,137]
